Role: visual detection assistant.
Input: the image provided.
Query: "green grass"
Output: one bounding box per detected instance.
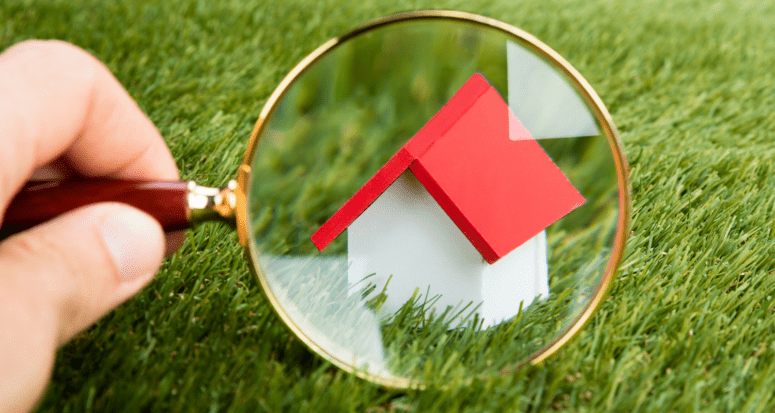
[2,0,775,411]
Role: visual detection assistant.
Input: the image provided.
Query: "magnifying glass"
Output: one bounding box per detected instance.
[1,10,630,388]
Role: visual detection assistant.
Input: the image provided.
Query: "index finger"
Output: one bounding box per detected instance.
[0,40,179,211]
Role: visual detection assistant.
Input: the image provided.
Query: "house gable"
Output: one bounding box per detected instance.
[310,73,491,252]
[312,73,585,264]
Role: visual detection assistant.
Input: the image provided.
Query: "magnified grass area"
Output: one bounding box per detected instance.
[4,0,775,411]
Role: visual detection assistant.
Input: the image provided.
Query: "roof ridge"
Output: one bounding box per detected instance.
[311,73,491,251]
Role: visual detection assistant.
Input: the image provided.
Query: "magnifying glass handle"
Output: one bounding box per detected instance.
[0,179,238,239]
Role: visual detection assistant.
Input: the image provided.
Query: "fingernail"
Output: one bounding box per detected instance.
[98,206,164,282]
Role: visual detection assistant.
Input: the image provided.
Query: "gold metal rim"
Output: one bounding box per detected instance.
[237,10,631,389]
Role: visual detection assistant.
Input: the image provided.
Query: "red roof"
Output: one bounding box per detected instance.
[311,74,585,264]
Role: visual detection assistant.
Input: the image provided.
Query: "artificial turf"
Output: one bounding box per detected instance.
[2,0,775,411]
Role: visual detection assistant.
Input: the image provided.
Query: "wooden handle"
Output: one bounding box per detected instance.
[0,179,191,238]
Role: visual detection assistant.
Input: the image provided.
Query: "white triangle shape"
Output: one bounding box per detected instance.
[507,40,600,139]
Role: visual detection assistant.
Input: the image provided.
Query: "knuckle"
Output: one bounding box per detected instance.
[5,39,100,86]
[9,39,88,60]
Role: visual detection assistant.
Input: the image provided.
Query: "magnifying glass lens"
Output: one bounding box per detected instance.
[246,16,625,386]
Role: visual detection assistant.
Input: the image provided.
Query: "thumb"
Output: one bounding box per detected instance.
[0,204,165,412]
[0,203,166,345]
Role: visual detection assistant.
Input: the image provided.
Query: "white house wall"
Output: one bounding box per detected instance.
[481,230,548,326]
[347,170,549,329]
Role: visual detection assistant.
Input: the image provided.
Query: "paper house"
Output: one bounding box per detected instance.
[311,74,585,327]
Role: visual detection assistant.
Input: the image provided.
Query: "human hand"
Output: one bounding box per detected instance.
[0,40,180,412]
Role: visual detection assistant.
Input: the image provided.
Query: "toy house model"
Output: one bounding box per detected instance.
[312,73,586,328]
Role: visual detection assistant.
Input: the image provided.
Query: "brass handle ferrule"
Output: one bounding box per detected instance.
[187,180,238,225]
